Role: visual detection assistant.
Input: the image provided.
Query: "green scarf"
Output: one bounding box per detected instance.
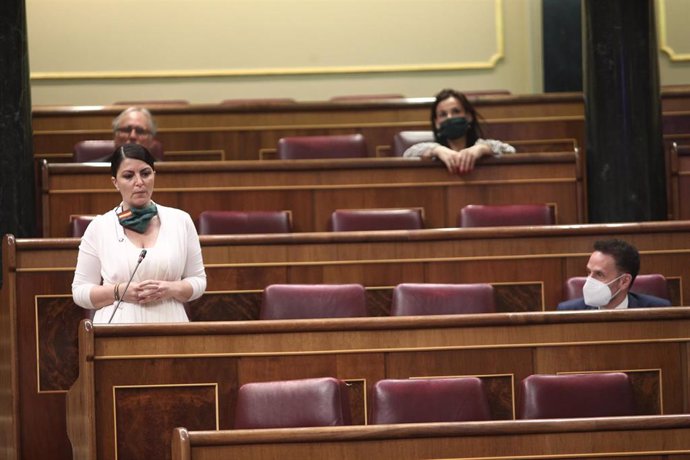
[117,203,158,233]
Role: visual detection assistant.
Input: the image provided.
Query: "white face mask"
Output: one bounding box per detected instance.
[582,274,625,307]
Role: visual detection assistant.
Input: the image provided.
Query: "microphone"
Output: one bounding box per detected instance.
[108,249,147,323]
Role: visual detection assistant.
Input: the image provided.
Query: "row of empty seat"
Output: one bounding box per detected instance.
[234,372,636,429]
[70,205,556,237]
[260,283,496,319]
[199,205,555,233]
[248,278,671,320]
[72,130,574,162]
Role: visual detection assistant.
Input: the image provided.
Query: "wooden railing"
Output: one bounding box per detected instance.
[670,143,690,220]
[67,310,690,460]
[31,90,690,163]
[171,416,690,460]
[3,221,690,458]
[39,152,584,237]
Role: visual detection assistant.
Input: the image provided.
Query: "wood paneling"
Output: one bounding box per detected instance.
[671,143,690,219]
[4,221,690,459]
[171,416,690,460]
[67,311,690,460]
[30,91,690,163]
[40,152,584,237]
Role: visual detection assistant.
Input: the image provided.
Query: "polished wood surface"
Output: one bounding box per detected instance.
[67,310,690,460]
[32,94,587,162]
[671,143,690,220]
[40,152,584,237]
[171,416,690,460]
[4,221,690,459]
[31,91,690,163]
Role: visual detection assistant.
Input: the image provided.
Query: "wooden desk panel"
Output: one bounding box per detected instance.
[40,153,583,237]
[31,92,690,165]
[171,416,690,460]
[4,222,690,459]
[670,143,690,220]
[66,311,690,460]
[33,116,586,163]
[31,94,585,131]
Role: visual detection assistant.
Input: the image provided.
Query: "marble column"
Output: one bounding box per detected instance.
[583,0,666,222]
[0,0,36,286]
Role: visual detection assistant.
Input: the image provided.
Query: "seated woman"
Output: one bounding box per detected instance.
[403,88,515,174]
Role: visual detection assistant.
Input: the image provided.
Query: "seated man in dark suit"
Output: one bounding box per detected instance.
[558,239,671,311]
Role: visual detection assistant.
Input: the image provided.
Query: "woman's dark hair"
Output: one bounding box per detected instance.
[431,88,485,146]
[109,143,156,177]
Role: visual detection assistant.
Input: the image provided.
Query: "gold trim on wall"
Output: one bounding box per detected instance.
[30,0,505,82]
[658,0,690,61]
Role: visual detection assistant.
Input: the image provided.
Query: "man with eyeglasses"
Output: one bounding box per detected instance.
[112,107,157,149]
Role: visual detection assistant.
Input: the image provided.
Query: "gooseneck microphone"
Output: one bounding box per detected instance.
[108,249,147,323]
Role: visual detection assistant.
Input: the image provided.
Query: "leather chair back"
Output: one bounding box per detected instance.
[70,215,97,237]
[329,208,424,232]
[458,204,555,228]
[370,378,492,424]
[234,377,352,428]
[330,94,405,101]
[391,283,495,316]
[277,134,368,160]
[392,131,435,157]
[518,372,636,419]
[260,283,367,320]
[220,98,296,106]
[197,210,292,235]
[73,139,164,162]
[564,274,670,301]
[113,100,189,105]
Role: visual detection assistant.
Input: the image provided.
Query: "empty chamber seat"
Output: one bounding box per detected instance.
[391,283,495,316]
[220,98,296,106]
[330,94,405,101]
[370,377,492,424]
[73,139,164,162]
[197,210,292,235]
[392,131,435,157]
[277,134,368,160]
[518,372,636,419]
[113,99,189,105]
[260,283,367,319]
[234,377,352,429]
[329,208,424,232]
[70,215,97,237]
[458,204,555,227]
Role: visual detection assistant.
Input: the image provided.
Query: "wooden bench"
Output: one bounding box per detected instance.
[39,152,585,237]
[31,94,586,163]
[31,90,690,163]
[4,221,690,458]
[171,416,690,460]
[65,310,690,460]
[33,114,587,163]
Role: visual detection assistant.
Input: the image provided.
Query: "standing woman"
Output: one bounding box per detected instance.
[403,88,515,174]
[72,144,206,323]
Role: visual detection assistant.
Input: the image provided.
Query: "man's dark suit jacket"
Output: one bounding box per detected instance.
[557,292,672,311]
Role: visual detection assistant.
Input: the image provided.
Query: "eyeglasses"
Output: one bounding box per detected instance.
[115,125,152,136]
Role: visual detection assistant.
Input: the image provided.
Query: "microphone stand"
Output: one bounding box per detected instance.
[108,249,147,323]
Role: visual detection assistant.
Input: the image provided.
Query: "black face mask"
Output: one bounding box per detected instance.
[437,117,469,143]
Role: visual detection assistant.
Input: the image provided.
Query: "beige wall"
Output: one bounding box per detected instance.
[26,0,687,106]
[658,0,690,86]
